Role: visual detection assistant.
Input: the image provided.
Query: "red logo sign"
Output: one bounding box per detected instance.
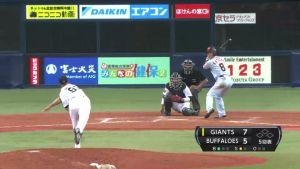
[175,4,210,19]
[117,70,126,78]
[30,57,40,85]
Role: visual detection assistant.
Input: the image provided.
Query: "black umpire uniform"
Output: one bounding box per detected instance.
[179,65,207,113]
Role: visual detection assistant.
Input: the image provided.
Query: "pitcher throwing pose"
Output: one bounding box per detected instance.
[43,76,91,148]
[203,46,233,118]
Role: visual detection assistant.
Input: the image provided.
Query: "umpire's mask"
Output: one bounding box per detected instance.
[170,72,183,90]
[181,59,195,74]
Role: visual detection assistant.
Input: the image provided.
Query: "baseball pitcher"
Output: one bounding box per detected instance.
[42,75,91,148]
[203,46,233,118]
[160,72,198,116]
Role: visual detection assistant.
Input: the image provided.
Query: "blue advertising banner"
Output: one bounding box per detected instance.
[79,4,169,19]
[44,57,98,85]
[79,5,130,19]
[130,4,169,19]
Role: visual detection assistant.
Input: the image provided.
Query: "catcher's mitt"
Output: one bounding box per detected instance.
[169,95,183,103]
[163,91,183,103]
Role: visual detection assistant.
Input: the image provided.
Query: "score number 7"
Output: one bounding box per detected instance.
[243,129,248,144]
[227,63,261,76]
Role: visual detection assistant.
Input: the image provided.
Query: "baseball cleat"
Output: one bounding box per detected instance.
[162,111,171,116]
[204,109,215,119]
[190,109,199,116]
[214,115,227,119]
[74,128,81,145]
[193,110,199,116]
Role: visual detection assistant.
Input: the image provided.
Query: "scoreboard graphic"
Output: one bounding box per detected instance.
[195,126,282,151]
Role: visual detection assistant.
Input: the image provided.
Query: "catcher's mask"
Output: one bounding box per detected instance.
[207,46,217,55]
[181,59,195,74]
[170,72,183,90]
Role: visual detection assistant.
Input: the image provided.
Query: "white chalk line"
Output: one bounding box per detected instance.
[224,119,300,127]
[0,118,113,129]
[152,118,162,122]
[27,150,40,153]
[1,117,300,130]
[238,117,261,123]
[223,117,300,127]
[0,123,72,129]
[0,117,194,129]
[100,118,113,123]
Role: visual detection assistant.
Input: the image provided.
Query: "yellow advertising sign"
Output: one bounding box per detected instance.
[26,5,78,19]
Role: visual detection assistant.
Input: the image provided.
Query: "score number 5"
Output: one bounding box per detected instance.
[227,63,261,76]
[243,129,248,144]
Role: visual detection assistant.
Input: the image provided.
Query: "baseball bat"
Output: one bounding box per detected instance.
[219,38,232,49]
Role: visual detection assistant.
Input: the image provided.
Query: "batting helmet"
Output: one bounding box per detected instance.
[181,59,195,74]
[170,72,183,90]
[207,46,217,55]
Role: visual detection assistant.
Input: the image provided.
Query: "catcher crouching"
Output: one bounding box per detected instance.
[160,72,199,116]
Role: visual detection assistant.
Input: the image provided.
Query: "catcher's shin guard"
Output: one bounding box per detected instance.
[163,99,172,116]
[182,108,198,116]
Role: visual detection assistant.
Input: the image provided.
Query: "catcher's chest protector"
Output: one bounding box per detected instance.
[166,83,186,98]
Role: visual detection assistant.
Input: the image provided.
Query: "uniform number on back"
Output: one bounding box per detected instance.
[67,87,77,93]
[219,63,226,71]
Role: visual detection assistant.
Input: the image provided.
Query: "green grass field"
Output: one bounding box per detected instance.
[0,87,299,114]
[0,87,300,169]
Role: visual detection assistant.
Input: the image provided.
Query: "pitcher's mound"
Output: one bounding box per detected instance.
[0,148,266,169]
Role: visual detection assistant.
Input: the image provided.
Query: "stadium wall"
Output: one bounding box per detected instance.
[0,0,299,88]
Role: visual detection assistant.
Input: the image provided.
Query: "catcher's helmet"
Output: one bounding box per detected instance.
[207,46,217,55]
[170,72,183,90]
[59,75,68,85]
[181,59,195,74]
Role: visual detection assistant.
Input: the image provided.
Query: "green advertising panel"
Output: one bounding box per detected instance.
[98,57,170,84]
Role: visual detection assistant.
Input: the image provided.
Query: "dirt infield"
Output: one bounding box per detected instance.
[0,111,300,132]
[0,111,299,169]
[0,148,266,169]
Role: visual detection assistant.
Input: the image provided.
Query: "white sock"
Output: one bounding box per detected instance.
[74,143,81,148]
[215,97,226,116]
[206,95,214,112]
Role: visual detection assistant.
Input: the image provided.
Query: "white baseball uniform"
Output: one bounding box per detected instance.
[203,56,233,117]
[59,83,91,133]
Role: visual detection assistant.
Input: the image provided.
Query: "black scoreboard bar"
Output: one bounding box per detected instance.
[195,126,282,152]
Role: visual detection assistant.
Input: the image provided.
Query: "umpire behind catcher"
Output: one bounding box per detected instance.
[179,59,208,114]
